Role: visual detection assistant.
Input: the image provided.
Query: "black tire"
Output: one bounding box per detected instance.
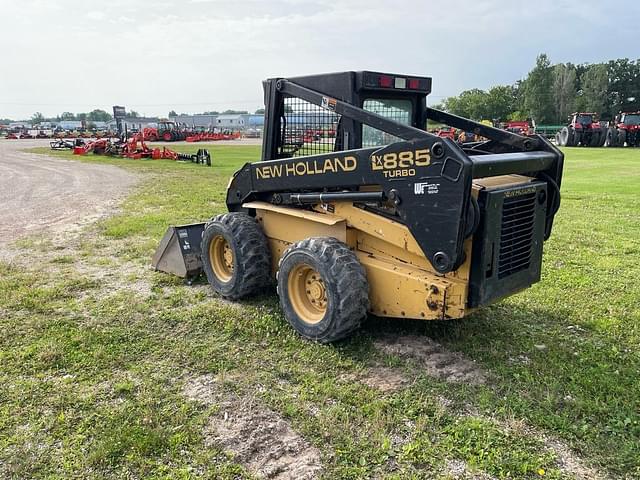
[589,130,601,147]
[599,127,608,146]
[555,132,562,146]
[618,130,627,147]
[572,129,582,146]
[201,212,271,300]
[276,237,369,343]
[558,127,574,147]
[605,128,617,147]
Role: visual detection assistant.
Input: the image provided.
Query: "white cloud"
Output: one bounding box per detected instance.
[86,11,105,20]
[0,0,639,119]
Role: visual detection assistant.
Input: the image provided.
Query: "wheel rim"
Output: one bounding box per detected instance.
[209,235,234,282]
[288,263,327,324]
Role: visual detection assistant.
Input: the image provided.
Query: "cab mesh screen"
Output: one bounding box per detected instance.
[278,96,340,157]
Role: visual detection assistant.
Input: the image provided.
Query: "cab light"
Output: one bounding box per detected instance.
[379,75,393,87]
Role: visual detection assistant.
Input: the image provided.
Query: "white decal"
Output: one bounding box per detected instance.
[414,182,440,195]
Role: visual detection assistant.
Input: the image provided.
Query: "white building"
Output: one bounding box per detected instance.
[215,114,245,129]
[170,114,218,129]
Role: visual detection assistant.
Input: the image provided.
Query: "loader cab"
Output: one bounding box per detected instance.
[158,121,177,131]
[619,112,640,126]
[261,71,432,161]
[572,113,596,127]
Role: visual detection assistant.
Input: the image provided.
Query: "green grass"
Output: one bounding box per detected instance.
[0,145,639,478]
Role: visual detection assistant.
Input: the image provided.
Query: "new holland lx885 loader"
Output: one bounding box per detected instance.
[157,71,564,343]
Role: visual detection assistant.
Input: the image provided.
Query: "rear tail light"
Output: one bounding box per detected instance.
[379,75,393,88]
[408,78,420,89]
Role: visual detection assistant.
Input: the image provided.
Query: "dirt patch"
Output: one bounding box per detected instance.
[0,139,137,251]
[374,335,487,385]
[343,366,413,393]
[443,459,497,479]
[183,374,323,479]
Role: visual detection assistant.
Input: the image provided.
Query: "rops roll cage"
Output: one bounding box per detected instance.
[226,76,563,274]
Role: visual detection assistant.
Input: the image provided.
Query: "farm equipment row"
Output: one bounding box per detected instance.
[50,134,211,166]
[555,111,640,147]
[142,121,243,143]
[185,131,242,142]
[7,129,115,140]
[433,113,639,148]
[556,113,606,147]
[604,111,640,147]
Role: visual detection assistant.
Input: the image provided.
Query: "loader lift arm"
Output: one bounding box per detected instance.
[226,74,563,274]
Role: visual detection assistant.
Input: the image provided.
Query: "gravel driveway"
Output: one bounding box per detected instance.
[0,139,137,248]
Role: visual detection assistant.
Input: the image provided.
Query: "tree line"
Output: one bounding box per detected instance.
[28,109,115,125]
[5,107,269,125]
[438,54,640,125]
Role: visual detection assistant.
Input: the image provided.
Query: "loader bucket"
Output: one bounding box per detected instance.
[151,223,206,279]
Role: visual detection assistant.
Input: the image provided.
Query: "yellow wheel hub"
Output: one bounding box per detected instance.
[288,263,327,324]
[209,235,234,282]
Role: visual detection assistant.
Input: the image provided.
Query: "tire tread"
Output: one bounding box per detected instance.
[202,212,271,299]
[277,237,368,343]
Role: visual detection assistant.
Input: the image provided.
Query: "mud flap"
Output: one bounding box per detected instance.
[151,223,206,280]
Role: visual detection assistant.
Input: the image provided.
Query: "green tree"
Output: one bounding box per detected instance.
[255,108,265,114]
[523,54,555,124]
[607,59,640,113]
[87,109,112,122]
[442,88,487,120]
[484,85,518,121]
[59,112,75,120]
[30,112,45,125]
[222,109,248,114]
[552,63,577,123]
[508,111,528,121]
[129,110,140,118]
[168,110,178,117]
[577,64,609,114]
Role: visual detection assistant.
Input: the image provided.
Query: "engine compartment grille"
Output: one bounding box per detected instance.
[498,192,537,278]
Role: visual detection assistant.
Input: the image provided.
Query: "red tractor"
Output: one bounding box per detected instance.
[143,121,188,142]
[503,120,533,136]
[605,112,640,147]
[556,113,606,147]
[435,126,457,140]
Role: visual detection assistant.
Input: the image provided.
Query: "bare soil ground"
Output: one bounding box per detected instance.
[374,334,487,385]
[0,139,137,249]
[183,375,323,480]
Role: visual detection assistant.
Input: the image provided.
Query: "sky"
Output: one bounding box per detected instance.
[1,0,639,120]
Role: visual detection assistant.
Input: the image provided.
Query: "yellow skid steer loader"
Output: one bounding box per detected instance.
[154,71,563,343]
